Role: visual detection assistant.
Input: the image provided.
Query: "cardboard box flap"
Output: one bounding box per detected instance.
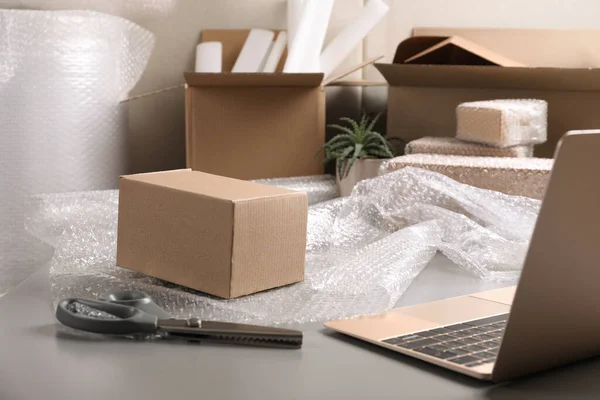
[122,170,298,201]
[395,36,525,67]
[375,63,600,92]
[184,72,323,87]
[413,27,600,68]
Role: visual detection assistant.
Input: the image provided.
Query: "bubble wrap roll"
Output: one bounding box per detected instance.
[0,10,154,294]
[456,99,548,147]
[405,137,534,158]
[384,154,553,200]
[27,168,541,325]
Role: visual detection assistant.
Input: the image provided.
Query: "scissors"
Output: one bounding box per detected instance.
[55,290,303,349]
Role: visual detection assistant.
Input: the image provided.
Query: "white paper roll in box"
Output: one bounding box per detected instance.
[195,42,222,73]
[456,99,548,148]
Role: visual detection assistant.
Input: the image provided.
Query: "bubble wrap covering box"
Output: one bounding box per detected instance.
[385,155,553,200]
[0,10,154,294]
[405,137,534,158]
[27,169,541,325]
[456,99,548,148]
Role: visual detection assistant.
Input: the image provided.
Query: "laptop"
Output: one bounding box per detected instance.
[325,130,600,382]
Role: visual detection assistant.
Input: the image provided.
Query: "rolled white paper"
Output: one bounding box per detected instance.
[195,42,223,73]
[262,32,288,73]
[232,28,275,73]
[320,0,389,77]
[284,0,334,73]
[287,0,305,50]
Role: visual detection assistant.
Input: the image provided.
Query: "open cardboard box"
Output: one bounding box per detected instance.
[185,29,379,180]
[376,31,600,158]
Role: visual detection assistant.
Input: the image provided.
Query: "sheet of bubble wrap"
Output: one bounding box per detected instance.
[405,137,534,158]
[26,168,540,326]
[384,154,553,200]
[253,175,338,205]
[456,99,548,148]
[0,10,154,295]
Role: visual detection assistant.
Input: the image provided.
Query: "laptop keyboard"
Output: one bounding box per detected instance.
[382,314,508,368]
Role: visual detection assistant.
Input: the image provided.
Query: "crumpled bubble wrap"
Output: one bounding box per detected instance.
[253,175,338,205]
[456,99,548,148]
[26,168,541,325]
[405,137,534,158]
[384,154,553,200]
[0,9,154,294]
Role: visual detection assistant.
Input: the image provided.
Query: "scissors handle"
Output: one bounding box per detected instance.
[56,298,159,335]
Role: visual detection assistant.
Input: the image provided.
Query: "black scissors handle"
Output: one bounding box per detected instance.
[56,298,159,335]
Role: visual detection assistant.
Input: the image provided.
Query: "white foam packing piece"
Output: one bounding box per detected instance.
[0,10,154,294]
[456,99,548,147]
[27,169,541,325]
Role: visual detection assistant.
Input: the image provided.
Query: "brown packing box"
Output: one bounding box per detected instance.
[116,169,308,299]
[186,29,376,180]
[376,32,600,158]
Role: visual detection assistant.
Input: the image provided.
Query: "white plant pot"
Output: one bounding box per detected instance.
[336,159,386,197]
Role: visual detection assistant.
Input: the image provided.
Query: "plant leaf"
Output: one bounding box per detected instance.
[327,124,355,136]
[344,144,363,179]
[366,112,382,133]
[340,117,360,133]
[336,146,354,178]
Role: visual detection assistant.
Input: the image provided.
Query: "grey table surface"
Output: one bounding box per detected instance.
[1,255,599,400]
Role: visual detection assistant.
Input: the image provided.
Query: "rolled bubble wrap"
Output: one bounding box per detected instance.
[27,169,540,325]
[405,137,534,158]
[384,154,553,200]
[456,99,548,148]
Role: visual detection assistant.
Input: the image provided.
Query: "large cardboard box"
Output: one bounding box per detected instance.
[116,169,308,299]
[185,29,374,180]
[376,32,600,158]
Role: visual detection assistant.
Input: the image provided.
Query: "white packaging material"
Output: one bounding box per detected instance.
[320,0,389,77]
[262,32,287,73]
[405,137,534,158]
[195,42,222,73]
[0,10,153,294]
[29,169,540,325]
[284,0,334,73]
[456,99,548,147]
[384,154,553,200]
[287,0,306,50]
[232,29,275,73]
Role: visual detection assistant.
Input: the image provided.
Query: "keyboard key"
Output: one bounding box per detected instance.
[434,334,456,342]
[472,334,497,341]
[460,337,480,345]
[451,348,470,356]
[449,356,480,365]
[444,323,471,331]
[415,347,457,359]
[462,328,487,335]
[428,344,451,352]
[462,345,487,353]
[383,333,421,344]
[480,341,499,349]
[477,325,499,333]
[474,351,496,360]
[488,347,499,354]
[430,327,453,334]
[398,338,440,349]
[466,361,484,367]
[414,331,438,338]
[464,314,509,326]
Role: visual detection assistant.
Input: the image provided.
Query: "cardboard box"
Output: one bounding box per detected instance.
[376,33,600,158]
[185,29,376,180]
[116,169,308,299]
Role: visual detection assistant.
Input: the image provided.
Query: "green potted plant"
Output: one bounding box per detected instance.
[318,113,400,196]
